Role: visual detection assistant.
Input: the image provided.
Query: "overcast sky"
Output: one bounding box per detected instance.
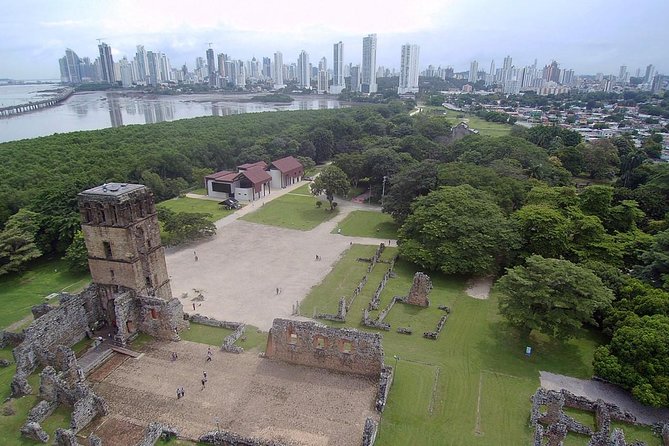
[1,0,667,80]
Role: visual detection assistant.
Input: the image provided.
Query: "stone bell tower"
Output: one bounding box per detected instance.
[78,183,185,341]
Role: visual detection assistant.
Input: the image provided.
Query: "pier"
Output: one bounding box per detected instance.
[0,87,74,117]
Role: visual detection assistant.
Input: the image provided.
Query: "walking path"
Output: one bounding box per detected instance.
[165,179,395,330]
[539,371,669,425]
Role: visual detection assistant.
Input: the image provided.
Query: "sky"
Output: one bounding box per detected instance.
[1,0,667,80]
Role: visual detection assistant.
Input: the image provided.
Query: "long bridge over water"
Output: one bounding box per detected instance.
[0,88,74,117]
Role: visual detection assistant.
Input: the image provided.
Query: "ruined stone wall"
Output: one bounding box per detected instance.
[137,296,187,340]
[0,330,25,348]
[375,366,394,412]
[199,430,287,445]
[362,417,378,446]
[265,319,384,378]
[11,287,103,396]
[137,422,179,446]
[406,272,432,307]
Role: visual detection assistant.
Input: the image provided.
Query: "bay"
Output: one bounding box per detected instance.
[0,90,344,143]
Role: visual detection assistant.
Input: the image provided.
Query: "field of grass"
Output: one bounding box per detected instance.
[299,244,612,446]
[188,187,208,195]
[454,113,512,138]
[0,258,90,330]
[157,197,234,223]
[241,193,338,230]
[289,183,313,195]
[179,323,268,353]
[335,210,399,239]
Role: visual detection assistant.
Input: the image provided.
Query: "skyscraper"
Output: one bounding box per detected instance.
[98,42,115,83]
[361,34,377,94]
[273,51,284,88]
[146,51,159,87]
[206,48,216,86]
[297,50,310,89]
[262,57,272,79]
[218,53,227,78]
[645,64,656,83]
[350,65,361,93]
[618,65,628,84]
[331,41,345,94]
[135,45,149,84]
[468,60,478,83]
[398,44,420,94]
[317,70,328,94]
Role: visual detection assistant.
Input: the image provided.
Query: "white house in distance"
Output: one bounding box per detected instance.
[205,156,304,202]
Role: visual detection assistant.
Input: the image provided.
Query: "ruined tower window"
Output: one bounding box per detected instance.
[342,341,353,354]
[314,337,326,349]
[145,276,152,287]
[288,333,298,345]
[110,269,115,279]
[103,242,112,259]
[150,308,158,319]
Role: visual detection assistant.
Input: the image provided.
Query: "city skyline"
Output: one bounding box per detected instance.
[2,0,668,80]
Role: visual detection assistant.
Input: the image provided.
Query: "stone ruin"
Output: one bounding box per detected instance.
[529,387,662,446]
[265,318,384,378]
[406,272,432,307]
[19,345,108,444]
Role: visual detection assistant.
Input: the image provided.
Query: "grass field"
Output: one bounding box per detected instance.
[179,323,268,353]
[298,244,662,446]
[0,258,90,330]
[334,210,399,239]
[241,193,338,230]
[421,106,512,138]
[157,197,234,223]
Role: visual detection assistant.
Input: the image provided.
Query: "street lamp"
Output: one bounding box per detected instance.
[393,354,400,372]
[381,176,387,207]
[214,416,221,433]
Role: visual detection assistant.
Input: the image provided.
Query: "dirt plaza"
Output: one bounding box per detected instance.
[88,340,379,445]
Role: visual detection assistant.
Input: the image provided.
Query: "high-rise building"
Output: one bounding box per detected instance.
[361,34,377,94]
[318,57,327,73]
[119,57,133,88]
[206,48,216,86]
[468,60,478,83]
[262,57,272,79]
[644,64,656,83]
[273,51,284,87]
[317,70,328,94]
[398,43,420,94]
[350,65,361,93]
[98,42,116,83]
[218,53,227,78]
[146,51,159,87]
[59,48,82,84]
[135,45,149,84]
[297,50,310,88]
[618,65,628,84]
[331,42,345,94]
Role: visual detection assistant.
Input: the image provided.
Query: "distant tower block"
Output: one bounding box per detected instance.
[78,183,171,300]
[406,272,432,307]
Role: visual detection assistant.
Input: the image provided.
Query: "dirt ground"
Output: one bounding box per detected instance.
[89,340,379,446]
[464,276,493,300]
[165,184,393,330]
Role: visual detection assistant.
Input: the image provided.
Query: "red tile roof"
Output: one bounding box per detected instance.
[241,167,271,185]
[238,161,268,171]
[205,170,235,181]
[270,156,303,174]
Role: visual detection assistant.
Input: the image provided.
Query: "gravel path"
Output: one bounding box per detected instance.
[539,371,669,425]
[465,277,493,300]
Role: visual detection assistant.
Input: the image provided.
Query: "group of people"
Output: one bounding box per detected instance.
[175,348,213,398]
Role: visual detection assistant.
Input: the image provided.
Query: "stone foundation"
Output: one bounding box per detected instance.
[362,417,378,446]
[199,430,288,445]
[406,272,432,307]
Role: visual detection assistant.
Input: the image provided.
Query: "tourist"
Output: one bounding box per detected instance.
[201,378,207,389]
[203,371,207,379]
[192,302,196,311]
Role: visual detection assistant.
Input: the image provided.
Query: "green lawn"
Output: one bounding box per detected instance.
[289,183,313,195]
[241,193,338,230]
[456,113,512,137]
[179,323,268,353]
[300,244,608,446]
[189,187,207,195]
[0,258,90,330]
[334,210,399,239]
[157,197,234,223]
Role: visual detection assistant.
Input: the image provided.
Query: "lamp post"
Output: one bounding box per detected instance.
[214,416,221,434]
[381,175,387,207]
[393,354,400,374]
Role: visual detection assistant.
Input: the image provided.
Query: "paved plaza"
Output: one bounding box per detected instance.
[165,181,393,330]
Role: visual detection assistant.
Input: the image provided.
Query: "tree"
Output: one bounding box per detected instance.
[310,165,350,211]
[398,185,518,275]
[579,140,620,180]
[496,255,613,339]
[594,315,669,407]
[382,160,441,224]
[64,230,90,272]
[333,153,365,188]
[308,128,335,163]
[512,204,572,259]
[158,208,216,246]
[0,209,42,275]
[637,229,669,290]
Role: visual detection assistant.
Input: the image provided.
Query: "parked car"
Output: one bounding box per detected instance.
[220,198,241,210]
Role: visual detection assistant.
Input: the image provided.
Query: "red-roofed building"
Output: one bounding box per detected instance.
[268,156,304,188]
[205,156,303,202]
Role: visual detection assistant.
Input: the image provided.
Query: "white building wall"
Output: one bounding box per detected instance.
[269,170,283,189]
[234,187,254,201]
